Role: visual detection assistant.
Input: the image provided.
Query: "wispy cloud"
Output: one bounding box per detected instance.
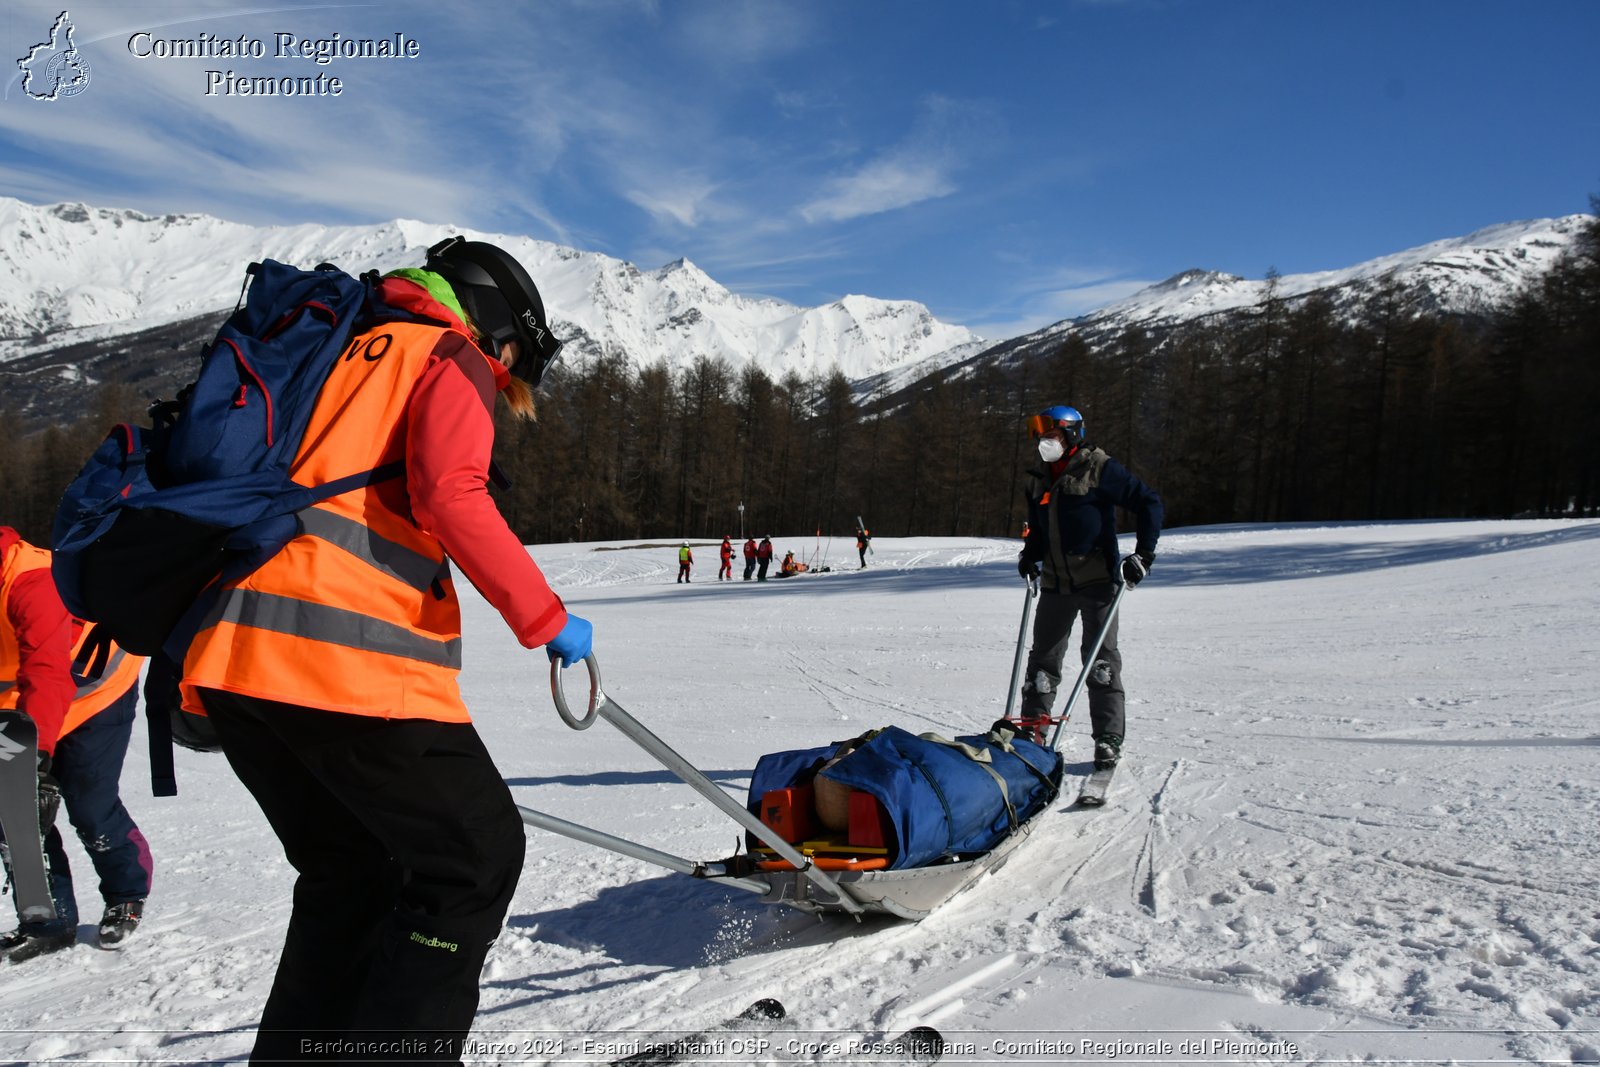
[799,156,957,224]
[797,95,991,225]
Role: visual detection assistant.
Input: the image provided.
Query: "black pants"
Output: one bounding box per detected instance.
[1019,584,1126,741]
[200,690,526,1064]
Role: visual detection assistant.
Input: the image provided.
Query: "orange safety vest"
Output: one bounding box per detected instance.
[1,540,143,739]
[181,321,486,723]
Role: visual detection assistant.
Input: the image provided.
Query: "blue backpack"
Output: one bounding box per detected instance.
[50,260,423,790]
[50,259,408,658]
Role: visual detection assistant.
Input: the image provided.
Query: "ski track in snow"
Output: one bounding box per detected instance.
[3,521,1599,1064]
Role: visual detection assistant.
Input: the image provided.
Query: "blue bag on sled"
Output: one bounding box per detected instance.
[747,725,1062,870]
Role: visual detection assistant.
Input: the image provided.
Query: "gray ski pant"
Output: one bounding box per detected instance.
[1019,583,1125,741]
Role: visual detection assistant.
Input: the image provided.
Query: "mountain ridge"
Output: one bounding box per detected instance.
[0,197,1587,426]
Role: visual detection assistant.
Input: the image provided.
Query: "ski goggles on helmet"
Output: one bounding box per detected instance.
[1027,405,1084,441]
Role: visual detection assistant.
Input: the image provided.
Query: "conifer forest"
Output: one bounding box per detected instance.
[3,212,1596,548]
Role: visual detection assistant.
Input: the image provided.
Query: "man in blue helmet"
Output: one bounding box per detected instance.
[1017,405,1163,769]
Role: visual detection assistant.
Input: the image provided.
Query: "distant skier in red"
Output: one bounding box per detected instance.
[718,537,734,581]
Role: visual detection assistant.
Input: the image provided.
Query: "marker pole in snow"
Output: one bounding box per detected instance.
[1045,581,1128,751]
[1002,574,1039,723]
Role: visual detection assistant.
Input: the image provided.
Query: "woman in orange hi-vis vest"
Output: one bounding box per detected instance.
[181,238,592,1063]
[1,527,151,964]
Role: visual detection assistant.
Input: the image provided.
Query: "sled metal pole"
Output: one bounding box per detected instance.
[1003,574,1039,722]
[516,804,770,897]
[552,656,869,914]
[1046,581,1129,752]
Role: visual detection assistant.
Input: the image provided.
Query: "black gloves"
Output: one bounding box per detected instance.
[1121,551,1155,587]
[1018,555,1040,580]
[38,768,62,833]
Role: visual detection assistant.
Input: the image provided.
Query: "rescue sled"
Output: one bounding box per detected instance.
[518,649,1065,921]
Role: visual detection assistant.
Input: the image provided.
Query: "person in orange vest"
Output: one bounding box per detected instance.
[178,239,592,1062]
[717,537,734,581]
[0,526,151,963]
[742,537,758,581]
[677,541,694,583]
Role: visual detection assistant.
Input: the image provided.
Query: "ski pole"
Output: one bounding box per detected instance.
[552,654,869,914]
[1002,573,1039,723]
[1045,581,1128,751]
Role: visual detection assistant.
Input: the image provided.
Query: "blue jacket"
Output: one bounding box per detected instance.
[1021,445,1163,593]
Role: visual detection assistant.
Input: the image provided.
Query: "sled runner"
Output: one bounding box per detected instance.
[516,655,1063,920]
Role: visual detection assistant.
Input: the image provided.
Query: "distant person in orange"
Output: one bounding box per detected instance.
[718,537,734,581]
[856,527,872,568]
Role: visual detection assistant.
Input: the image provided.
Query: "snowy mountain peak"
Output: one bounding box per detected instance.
[0,196,982,387]
[1152,268,1243,291]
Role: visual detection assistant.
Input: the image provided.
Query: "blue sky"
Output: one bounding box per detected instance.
[3,0,1597,338]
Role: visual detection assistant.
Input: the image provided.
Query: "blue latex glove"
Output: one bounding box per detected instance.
[545,613,593,667]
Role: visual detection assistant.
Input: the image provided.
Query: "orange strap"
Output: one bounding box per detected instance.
[757,856,889,872]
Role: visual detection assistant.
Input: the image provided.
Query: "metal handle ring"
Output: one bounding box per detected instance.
[551,653,603,730]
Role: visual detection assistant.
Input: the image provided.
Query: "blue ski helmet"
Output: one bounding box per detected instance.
[1027,405,1084,447]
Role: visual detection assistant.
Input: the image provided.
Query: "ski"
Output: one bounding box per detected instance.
[1076,766,1116,807]
[0,710,56,922]
[613,998,785,1066]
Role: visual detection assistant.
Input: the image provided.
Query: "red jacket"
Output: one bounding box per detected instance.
[1,528,75,754]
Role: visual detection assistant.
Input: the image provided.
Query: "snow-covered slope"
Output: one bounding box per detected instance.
[2,519,1597,1064]
[0,197,983,383]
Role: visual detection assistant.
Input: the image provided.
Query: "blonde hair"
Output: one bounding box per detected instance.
[500,375,537,421]
[451,301,538,422]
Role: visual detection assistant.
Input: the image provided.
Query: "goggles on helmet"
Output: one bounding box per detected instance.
[1027,405,1084,444]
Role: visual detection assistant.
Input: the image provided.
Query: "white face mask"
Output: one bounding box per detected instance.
[1038,437,1066,463]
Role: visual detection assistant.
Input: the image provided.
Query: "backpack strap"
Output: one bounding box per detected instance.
[142,654,181,798]
[70,624,115,681]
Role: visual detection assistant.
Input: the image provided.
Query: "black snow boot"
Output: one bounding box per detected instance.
[98,900,144,948]
[1093,734,1122,771]
[1,928,75,964]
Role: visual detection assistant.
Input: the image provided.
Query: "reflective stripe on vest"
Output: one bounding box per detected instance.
[204,588,462,669]
[297,507,449,593]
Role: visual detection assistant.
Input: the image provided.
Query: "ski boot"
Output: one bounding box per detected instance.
[1,928,75,964]
[98,900,144,948]
[1092,734,1123,771]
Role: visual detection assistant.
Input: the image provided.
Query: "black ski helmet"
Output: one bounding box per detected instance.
[425,235,564,386]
